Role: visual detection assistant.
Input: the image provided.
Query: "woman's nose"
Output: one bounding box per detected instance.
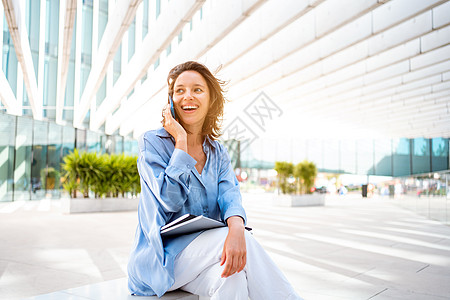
[184,89,194,99]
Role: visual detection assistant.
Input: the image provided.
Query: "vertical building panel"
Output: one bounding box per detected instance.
[47,122,62,197]
[340,140,356,174]
[323,140,340,173]
[98,0,108,46]
[374,139,392,176]
[2,17,18,97]
[0,113,16,202]
[356,139,374,175]
[432,137,449,172]
[14,117,33,200]
[393,138,411,177]
[412,137,430,174]
[31,119,48,200]
[44,0,60,117]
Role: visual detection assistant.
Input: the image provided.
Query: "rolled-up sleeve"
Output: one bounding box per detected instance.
[138,133,197,214]
[216,144,247,225]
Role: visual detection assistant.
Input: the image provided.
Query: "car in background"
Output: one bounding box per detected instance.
[314,186,327,194]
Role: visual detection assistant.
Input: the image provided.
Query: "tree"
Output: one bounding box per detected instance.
[294,160,317,194]
[274,161,294,194]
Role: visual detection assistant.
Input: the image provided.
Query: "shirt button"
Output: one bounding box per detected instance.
[187,164,191,168]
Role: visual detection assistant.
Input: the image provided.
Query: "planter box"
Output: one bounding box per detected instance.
[274,194,325,207]
[61,196,139,214]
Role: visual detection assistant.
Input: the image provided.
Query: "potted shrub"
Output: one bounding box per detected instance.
[274,160,325,207]
[61,149,82,198]
[60,149,140,213]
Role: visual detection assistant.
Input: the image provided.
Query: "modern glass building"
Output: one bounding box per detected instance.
[0,0,449,203]
[238,137,450,176]
[0,111,137,202]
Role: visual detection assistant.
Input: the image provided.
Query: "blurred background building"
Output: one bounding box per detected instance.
[0,0,449,221]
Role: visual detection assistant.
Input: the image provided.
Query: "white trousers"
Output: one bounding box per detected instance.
[168,227,303,300]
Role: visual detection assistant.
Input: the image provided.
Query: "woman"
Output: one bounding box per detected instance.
[127,61,302,299]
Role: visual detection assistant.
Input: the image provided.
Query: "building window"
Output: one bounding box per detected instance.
[156,0,161,19]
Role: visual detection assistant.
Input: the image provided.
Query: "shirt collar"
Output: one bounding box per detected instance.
[155,127,217,150]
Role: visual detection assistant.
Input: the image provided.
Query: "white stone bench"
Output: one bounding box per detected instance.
[25,278,199,299]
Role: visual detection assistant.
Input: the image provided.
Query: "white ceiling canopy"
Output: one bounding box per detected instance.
[71,0,450,140]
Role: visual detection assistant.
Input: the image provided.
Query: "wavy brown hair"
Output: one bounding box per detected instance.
[166,61,227,140]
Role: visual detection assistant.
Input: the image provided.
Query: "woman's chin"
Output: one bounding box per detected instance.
[179,118,205,129]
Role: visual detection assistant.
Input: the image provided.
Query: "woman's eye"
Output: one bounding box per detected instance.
[175,89,183,93]
[195,88,202,92]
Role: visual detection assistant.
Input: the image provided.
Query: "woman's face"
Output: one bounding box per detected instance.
[173,70,210,129]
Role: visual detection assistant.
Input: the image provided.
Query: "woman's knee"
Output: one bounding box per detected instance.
[212,271,248,299]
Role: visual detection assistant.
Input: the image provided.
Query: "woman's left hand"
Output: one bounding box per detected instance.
[220,216,247,278]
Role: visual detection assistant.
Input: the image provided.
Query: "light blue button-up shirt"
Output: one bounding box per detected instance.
[127,127,247,297]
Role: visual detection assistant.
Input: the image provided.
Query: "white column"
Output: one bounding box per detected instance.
[90,0,99,128]
[73,0,143,128]
[134,1,142,94]
[122,31,128,72]
[2,0,42,119]
[38,0,46,107]
[0,2,3,69]
[106,0,114,104]
[73,0,83,127]
[16,65,23,114]
[0,71,20,115]
[56,0,77,125]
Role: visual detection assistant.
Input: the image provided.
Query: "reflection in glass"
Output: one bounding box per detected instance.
[0,114,16,201]
[62,126,75,158]
[374,139,391,176]
[340,140,356,174]
[412,138,430,174]
[87,131,101,152]
[356,139,374,175]
[47,123,63,198]
[323,140,340,173]
[393,138,410,176]
[14,118,33,200]
[432,138,449,172]
[393,138,410,155]
[307,139,322,170]
[115,135,124,154]
[31,120,48,200]
[99,0,108,46]
[76,129,86,151]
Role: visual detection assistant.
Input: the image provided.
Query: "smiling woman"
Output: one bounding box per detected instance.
[164,61,226,141]
[127,61,302,299]
[172,70,210,129]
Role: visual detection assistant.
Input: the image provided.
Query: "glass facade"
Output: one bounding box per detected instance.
[0,112,137,202]
[238,136,450,177]
[0,114,15,202]
[387,171,450,225]
[2,0,167,125]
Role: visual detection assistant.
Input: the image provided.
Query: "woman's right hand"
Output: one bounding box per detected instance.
[162,104,188,151]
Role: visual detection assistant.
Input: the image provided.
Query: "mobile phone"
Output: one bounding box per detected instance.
[169,96,176,119]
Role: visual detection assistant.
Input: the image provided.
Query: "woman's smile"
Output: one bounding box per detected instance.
[180,104,199,113]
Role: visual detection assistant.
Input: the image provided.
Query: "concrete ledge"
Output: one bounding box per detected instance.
[25,278,199,299]
[61,197,139,214]
[274,194,325,207]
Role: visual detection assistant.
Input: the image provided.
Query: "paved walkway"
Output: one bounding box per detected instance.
[1,193,449,299]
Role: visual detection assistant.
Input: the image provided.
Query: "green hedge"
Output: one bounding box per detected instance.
[61,149,140,198]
